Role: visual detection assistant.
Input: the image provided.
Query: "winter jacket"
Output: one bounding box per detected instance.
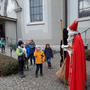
[25,45,30,57]
[16,47,25,62]
[44,48,53,59]
[29,42,35,55]
[34,50,45,64]
[60,40,67,58]
[0,40,2,47]
[0,40,6,47]
[16,48,23,56]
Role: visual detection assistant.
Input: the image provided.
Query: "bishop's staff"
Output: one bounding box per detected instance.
[60,19,64,63]
[60,19,66,87]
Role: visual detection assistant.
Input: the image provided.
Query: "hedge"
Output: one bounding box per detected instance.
[0,54,18,76]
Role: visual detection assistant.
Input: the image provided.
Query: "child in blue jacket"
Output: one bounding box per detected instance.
[44,43,53,69]
[25,43,30,70]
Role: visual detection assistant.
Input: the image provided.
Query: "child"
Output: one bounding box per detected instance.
[0,39,2,48]
[1,38,6,53]
[16,40,25,78]
[20,43,28,70]
[44,43,53,69]
[34,46,45,78]
[25,43,30,70]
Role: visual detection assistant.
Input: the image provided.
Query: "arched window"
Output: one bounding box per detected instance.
[30,0,43,22]
[78,0,90,18]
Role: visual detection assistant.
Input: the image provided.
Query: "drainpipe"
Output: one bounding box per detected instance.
[65,0,67,28]
[14,0,22,12]
[16,20,18,44]
[14,0,22,44]
[4,0,8,16]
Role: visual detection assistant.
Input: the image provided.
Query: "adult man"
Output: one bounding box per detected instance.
[62,20,87,90]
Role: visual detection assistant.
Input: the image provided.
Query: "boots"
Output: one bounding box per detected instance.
[40,72,43,76]
[48,64,51,69]
[40,73,43,76]
[19,72,25,78]
[35,72,38,78]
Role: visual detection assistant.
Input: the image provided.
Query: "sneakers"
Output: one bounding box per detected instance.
[20,74,25,78]
[40,73,43,76]
[35,73,43,78]
[19,72,25,78]
[48,64,52,69]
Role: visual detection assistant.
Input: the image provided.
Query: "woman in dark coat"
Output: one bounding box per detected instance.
[29,40,36,65]
[60,28,68,67]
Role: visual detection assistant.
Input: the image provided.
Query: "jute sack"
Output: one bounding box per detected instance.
[56,59,66,83]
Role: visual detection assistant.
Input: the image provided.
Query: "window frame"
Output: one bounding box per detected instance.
[29,0,44,23]
[78,0,90,18]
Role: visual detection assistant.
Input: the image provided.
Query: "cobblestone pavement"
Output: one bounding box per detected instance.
[0,53,68,90]
[0,49,90,90]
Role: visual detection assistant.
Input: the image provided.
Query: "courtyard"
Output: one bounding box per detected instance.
[0,52,90,90]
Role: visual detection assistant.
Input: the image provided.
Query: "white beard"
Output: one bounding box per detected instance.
[67,30,75,46]
[67,28,79,46]
[67,35,74,46]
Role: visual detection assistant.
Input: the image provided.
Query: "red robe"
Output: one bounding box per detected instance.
[65,33,87,90]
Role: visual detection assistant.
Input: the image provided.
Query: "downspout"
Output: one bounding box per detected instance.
[4,0,8,16]
[16,20,18,44]
[65,0,67,28]
[14,0,22,11]
[14,0,22,44]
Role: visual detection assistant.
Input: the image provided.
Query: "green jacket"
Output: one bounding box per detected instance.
[2,41,6,46]
[0,40,1,43]
[16,48,23,56]
[0,40,6,47]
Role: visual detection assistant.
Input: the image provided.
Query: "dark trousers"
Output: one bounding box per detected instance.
[1,45,5,53]
[47,58,51,65]
[60,56,63,63]
[30,53,35,65]
[60,51,67,67]
[36,64,43,75]
[18,56,24,75]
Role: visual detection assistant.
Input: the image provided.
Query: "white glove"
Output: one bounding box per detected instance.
[61,45,69,49]
[61,45,64,48]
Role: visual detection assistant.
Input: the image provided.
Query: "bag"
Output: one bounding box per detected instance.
[56,59,66,83]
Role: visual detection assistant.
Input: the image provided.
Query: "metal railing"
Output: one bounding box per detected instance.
[80,28,90,49]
